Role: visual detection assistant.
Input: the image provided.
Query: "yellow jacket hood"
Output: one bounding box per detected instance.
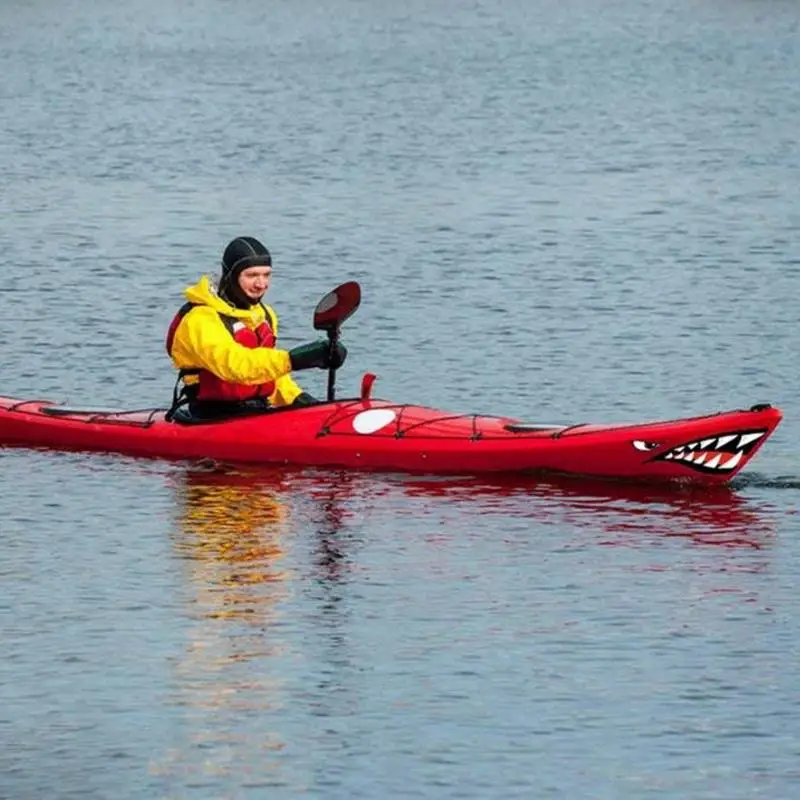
[184,276,270,329]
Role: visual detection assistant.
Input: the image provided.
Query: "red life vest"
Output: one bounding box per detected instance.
[165,302,277,402]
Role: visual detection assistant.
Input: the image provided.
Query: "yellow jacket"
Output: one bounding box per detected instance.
[168,276,303,407]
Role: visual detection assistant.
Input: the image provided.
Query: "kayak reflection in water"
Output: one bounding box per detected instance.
[165,236,347,423]
[158,468,293,783]
[400,473,776,549]
[170,467,292,622]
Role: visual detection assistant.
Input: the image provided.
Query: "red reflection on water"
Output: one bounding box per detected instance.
[386,473,776,549]
[176,464,776,551]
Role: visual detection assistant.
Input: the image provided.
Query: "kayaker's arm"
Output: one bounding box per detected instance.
[173,306,293,385]
[270,373,305,406]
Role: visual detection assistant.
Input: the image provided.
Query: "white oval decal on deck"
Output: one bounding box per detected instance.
[352,409,396,434]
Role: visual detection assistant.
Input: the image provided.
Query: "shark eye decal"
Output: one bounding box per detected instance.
[633,440,659,452]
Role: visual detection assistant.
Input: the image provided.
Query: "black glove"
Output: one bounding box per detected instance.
[289,340,348,371]
[292,392,321,407]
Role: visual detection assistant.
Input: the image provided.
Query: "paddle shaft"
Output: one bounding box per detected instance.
[326,327,339,402]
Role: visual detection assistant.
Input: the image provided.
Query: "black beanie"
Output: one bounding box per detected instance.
[221,236,272,276]
[219,236,272,309]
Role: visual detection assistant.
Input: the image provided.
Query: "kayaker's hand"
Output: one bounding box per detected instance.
[289,340,347,371]
[328,341,347,369]
[292,392,321,407]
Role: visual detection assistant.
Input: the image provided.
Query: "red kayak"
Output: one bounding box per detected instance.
[0,390,781,484]
[0,282,782,483]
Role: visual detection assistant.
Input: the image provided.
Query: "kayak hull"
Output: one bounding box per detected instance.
[0,395,782,484]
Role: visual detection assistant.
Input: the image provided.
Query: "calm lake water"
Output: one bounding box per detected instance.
[1,0,799,797]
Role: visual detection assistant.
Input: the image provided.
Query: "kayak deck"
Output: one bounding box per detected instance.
[0,395,782,484]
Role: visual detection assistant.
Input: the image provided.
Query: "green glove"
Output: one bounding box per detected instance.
[289,340,348,371]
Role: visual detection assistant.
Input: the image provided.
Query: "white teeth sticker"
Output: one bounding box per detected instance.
[658,430,767,471]
[720,450,743,470]
[738,432,764,448]
[655,429,769,471]
[352,408,397,434]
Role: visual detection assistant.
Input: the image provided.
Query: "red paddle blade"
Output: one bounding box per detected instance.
[313,281,361,332]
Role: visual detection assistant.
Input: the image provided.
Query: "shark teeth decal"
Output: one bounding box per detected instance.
[644,430,766,474]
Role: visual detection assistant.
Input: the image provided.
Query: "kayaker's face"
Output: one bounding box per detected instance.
[238,266,272,302]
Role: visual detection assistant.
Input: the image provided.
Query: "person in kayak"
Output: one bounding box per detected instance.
[165,236,346,422]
